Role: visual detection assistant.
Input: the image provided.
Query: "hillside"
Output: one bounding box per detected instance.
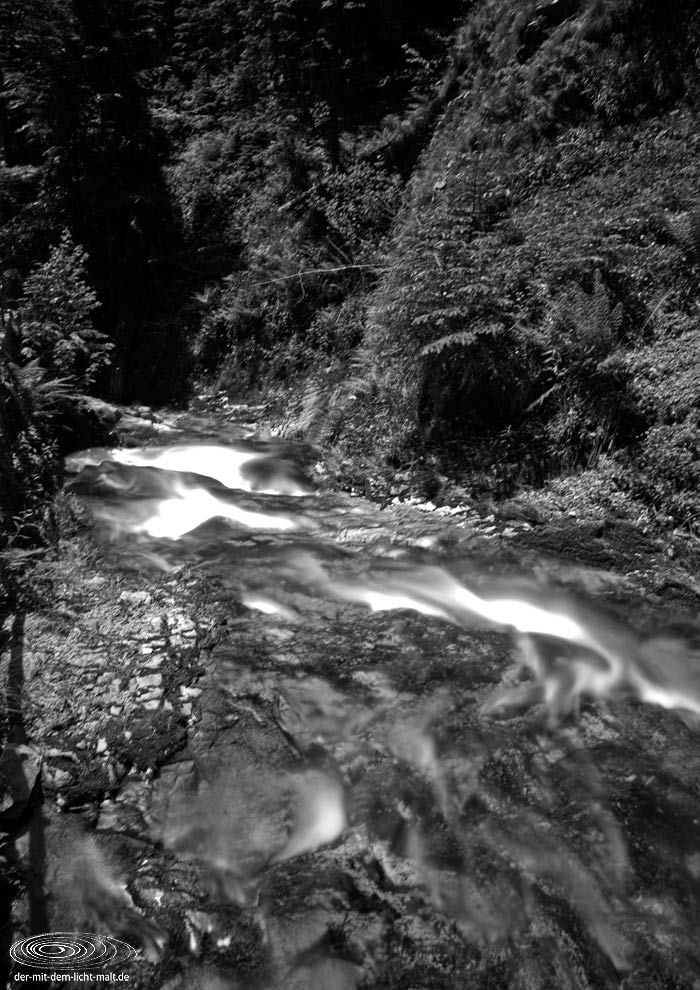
[298,0,700,527]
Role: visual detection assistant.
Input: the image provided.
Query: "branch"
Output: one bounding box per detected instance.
[247,264,388,289]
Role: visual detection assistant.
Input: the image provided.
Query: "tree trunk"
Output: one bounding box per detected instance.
[326,0,344,171]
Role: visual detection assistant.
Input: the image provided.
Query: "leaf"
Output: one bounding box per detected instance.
[420,323,504,357]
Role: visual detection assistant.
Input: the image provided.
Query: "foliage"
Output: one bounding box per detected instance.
[311,163,403,258]
[528,272,631,471]
[327,0,700,514]
[3,0,700,528]
[0,350,61,550]
[635,421,700,527]
[1,0,179,399]
[16,231,110,387]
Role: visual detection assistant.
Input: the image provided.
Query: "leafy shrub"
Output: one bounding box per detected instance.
[527,273,636,471]
[311,162,403,257]
[16,231,111,388]
[0,352,62,548]
[636,421,700,526]
[625,328,700,426]
[664,208,700,264]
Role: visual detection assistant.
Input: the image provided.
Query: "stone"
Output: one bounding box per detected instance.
[140,690,164,704]
[0,744,42,819]
[142,655,164,669]
[45,767,73,789]
[120,590,153,605]
[134,673,163,691]
[96,737,108,755]
[179,686,201,699]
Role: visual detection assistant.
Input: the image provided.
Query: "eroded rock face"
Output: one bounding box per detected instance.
[6,407,700,989]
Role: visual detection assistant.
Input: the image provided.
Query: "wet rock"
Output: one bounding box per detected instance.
[58,759,111,808]
[287,957,361,990]
[120,590,153,606]
[44,766,73,789]
[97,775,152,834]
[134,673,164,691]
[104,711,188,772]
[180,685,202,699]
[143,654,164,669]
[0,744,42,820]
[52,393,120,456]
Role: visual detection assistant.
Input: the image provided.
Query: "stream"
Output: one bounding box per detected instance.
[4,405,700,990]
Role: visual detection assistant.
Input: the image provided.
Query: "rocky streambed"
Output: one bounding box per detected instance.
[2,404,700,990]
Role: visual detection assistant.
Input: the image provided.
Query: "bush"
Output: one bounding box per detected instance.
[635,420,700,526]
[311,163,403,258]
[0,353,61,548]
[16,231,112,389]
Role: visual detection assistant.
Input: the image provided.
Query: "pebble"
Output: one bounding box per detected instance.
[96,737,108,755]
[180,686,201,699]
[142,655,163,669]
[143,700,160,711]
[119,590,153,605]
[134,673,163,691]
[46,767,73,787]
[110,705,123,716]
[140,689,164,704]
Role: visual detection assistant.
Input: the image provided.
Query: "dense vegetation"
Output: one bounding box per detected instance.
[3,0,700,555]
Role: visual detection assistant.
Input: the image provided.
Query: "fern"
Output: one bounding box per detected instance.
[666,207,700,261]
[0,351,62,545]
[420,322,504,357]
[551,271,622,360]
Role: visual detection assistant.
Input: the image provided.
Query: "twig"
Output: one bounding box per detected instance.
[639,288,674,334]
[249,264,388,288]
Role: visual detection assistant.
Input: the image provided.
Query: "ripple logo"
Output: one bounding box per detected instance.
[10,932,136,970]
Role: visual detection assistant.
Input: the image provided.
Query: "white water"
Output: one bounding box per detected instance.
[64,432,700,983]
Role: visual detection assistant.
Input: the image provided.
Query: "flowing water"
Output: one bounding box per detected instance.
[51,410,700,988]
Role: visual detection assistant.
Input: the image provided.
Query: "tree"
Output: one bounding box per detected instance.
[1,0,179,398]
[17,230,110,387]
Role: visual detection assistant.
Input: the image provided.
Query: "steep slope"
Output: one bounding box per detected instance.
[327,0,700,522]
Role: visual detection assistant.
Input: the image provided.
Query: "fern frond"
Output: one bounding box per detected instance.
[526,381,563,412]
[420,323,504,357]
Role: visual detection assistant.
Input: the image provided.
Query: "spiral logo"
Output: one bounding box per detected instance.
[10,932,136,969]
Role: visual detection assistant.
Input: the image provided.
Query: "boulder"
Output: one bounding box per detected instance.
[0,743,42,823]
